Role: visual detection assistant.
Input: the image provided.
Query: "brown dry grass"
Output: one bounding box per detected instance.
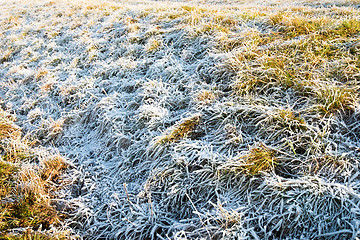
[0,109,71,239]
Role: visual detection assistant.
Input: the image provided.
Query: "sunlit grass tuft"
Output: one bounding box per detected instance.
[315,85,357,114]
[156,114,201,144]
[242,144,277,175]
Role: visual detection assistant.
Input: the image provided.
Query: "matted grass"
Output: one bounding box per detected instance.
[0,0,359,239]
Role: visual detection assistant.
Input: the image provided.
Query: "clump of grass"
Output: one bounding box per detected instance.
[212,202,243,231]
[0,48,14,64]
[243,145,276,175]
[1,192,60,233]
[334,19,360,37]
[269,13,333,38]
[0,160,17,199]
[183,7,207,26]
[145,37,162,53]
[229,29,359,105]
[34,70,48,80]
[302,155,345,178]
[269,11,360,39]
[275,110,305,125]
[156,114,201,144]
[1,140,33,163]
[227,144,277,175]
[264,109,307,132]
[40,155,68,181]
[315,85,357,114]
[196,90,216,104]
[0,112,21,139]
[0,109,70,238]
[43,117,64,142]
[0,112,31,163]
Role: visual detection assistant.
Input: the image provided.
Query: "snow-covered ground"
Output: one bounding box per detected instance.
[1,0,360,239]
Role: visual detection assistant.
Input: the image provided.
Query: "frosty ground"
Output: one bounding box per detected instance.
[1,0,360,239]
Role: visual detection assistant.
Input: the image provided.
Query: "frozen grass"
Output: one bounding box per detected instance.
[155,114,201,144]
[0,0,360,239]
[0,109,75,239]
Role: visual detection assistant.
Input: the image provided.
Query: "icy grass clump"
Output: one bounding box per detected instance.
[0,108,77,239]
[1,0,360,239]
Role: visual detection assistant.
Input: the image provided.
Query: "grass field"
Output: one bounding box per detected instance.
[0,0,360,239]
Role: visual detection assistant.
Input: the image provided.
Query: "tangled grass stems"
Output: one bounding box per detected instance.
[0,0,360,239]
[0,109,73,239]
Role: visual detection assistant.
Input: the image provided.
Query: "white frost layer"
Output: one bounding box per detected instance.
[1,0,360,239]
